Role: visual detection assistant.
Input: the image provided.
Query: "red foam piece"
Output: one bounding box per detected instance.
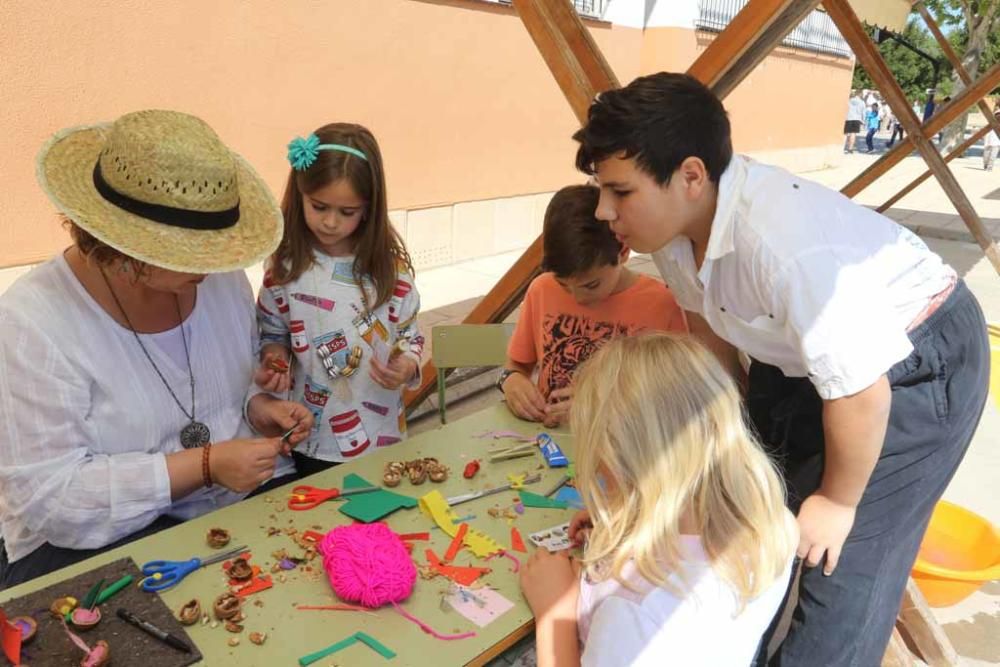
[443,523,469,563]
[0,609,22,665]
[425,549,490,587]
[510,527,527,553]
[397,532,430,541]
[234,575,273,597]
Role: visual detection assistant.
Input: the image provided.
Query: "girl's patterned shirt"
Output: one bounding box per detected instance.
[257,254,424,463]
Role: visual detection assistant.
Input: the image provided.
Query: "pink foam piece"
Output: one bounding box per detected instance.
[319,522,417,608]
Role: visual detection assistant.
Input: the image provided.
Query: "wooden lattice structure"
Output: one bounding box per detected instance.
[408,3,1000,661]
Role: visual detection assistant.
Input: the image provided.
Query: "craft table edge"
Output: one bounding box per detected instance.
[0,404,576,667]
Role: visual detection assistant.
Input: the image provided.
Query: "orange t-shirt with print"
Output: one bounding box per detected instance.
[508,272,687,396]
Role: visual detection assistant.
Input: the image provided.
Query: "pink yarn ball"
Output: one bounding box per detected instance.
[319,523,416,608]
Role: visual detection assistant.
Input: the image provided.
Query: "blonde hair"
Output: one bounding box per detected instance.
[571,334,796,607]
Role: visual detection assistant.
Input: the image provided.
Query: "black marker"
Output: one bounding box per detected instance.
[116,608,192,653]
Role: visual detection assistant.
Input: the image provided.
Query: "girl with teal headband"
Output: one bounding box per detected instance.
[251,123,424,476]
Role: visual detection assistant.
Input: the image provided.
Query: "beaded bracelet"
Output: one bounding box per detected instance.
[202,443,213,488]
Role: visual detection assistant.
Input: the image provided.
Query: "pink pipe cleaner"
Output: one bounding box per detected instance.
[487,550,521,573]
[392,602,477,640]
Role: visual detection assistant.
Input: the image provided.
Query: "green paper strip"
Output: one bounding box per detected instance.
[94,574,134,605]
[354,631,396,659]
[298,636,358,666]
[519,490,569,509]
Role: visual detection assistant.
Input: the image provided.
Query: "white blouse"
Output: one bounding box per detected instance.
[0,254,287,563]
[578,537,793,667]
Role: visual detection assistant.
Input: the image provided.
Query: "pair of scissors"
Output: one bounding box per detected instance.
[287,484,379,510]
[446,472,542,506]
[140,545,248,592]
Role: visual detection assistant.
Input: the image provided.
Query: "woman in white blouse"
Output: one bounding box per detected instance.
[0,110,313,588]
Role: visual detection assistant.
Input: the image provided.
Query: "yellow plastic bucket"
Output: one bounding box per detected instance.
[911,500,1000,607]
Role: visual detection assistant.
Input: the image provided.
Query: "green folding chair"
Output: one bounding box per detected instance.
[432,323,514,424]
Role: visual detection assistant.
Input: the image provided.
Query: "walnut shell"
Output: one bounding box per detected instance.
[214,592,242,620]
[206,527,231,548]
[226,557,254,581]
[177,599,201,626]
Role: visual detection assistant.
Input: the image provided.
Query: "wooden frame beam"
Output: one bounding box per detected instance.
[405,0,837,410]
[877,124,992,213]
[914,3,1000,142]
[840,59,1000,198]
[405,0,617,410]
[825,0,1000,273]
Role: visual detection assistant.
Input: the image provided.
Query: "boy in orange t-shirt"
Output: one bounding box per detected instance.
[500,184,687,426]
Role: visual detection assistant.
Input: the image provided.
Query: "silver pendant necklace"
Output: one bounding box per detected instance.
[101,269,211,449]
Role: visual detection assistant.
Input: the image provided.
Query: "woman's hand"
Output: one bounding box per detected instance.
[369,355,418,391]
[520,549,581,623]
[254,349,291,393]
[210,438,284,492]
[247,395,314,455]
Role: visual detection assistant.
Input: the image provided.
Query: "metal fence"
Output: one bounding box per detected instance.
[696,0,852,58]
[486,0,610,20]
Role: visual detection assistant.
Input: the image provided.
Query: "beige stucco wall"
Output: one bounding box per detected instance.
[641,27,855,155]
[1,0,851,272]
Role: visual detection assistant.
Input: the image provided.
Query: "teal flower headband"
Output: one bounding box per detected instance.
[287,134,368,171]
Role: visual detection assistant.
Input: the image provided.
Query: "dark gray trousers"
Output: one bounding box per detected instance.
[748,280,990,666]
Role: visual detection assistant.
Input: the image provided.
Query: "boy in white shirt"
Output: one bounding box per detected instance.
[572,72,990,666]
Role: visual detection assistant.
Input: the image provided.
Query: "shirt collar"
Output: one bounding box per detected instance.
[704,155,748,262]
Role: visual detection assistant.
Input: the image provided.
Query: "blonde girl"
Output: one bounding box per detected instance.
[519,334,798,666]
[253,123,423,476]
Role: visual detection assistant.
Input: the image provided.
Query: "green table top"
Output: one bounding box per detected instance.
[0,405,577,666]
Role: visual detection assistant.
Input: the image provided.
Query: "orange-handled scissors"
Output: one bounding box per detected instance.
[288,484,379,510]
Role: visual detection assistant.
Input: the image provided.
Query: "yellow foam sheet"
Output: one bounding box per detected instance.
[419,490,503,558]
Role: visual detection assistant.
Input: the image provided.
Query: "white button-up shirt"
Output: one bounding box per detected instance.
[0,257,292,562]
[653,155,955,400]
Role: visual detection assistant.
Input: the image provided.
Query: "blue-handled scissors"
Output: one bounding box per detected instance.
[140,544,248,592]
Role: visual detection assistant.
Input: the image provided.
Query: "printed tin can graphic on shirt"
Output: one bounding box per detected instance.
[290,320,310,353]
[303,374,332,409]
[329,409,371,457]
[273,292,289,314]
[387,279,412,323]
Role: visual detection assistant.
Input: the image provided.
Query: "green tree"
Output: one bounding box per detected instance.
[852,19,945,104]
[923,0,1000,149]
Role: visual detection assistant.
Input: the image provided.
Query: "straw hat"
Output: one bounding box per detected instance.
[36,109,283,274]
